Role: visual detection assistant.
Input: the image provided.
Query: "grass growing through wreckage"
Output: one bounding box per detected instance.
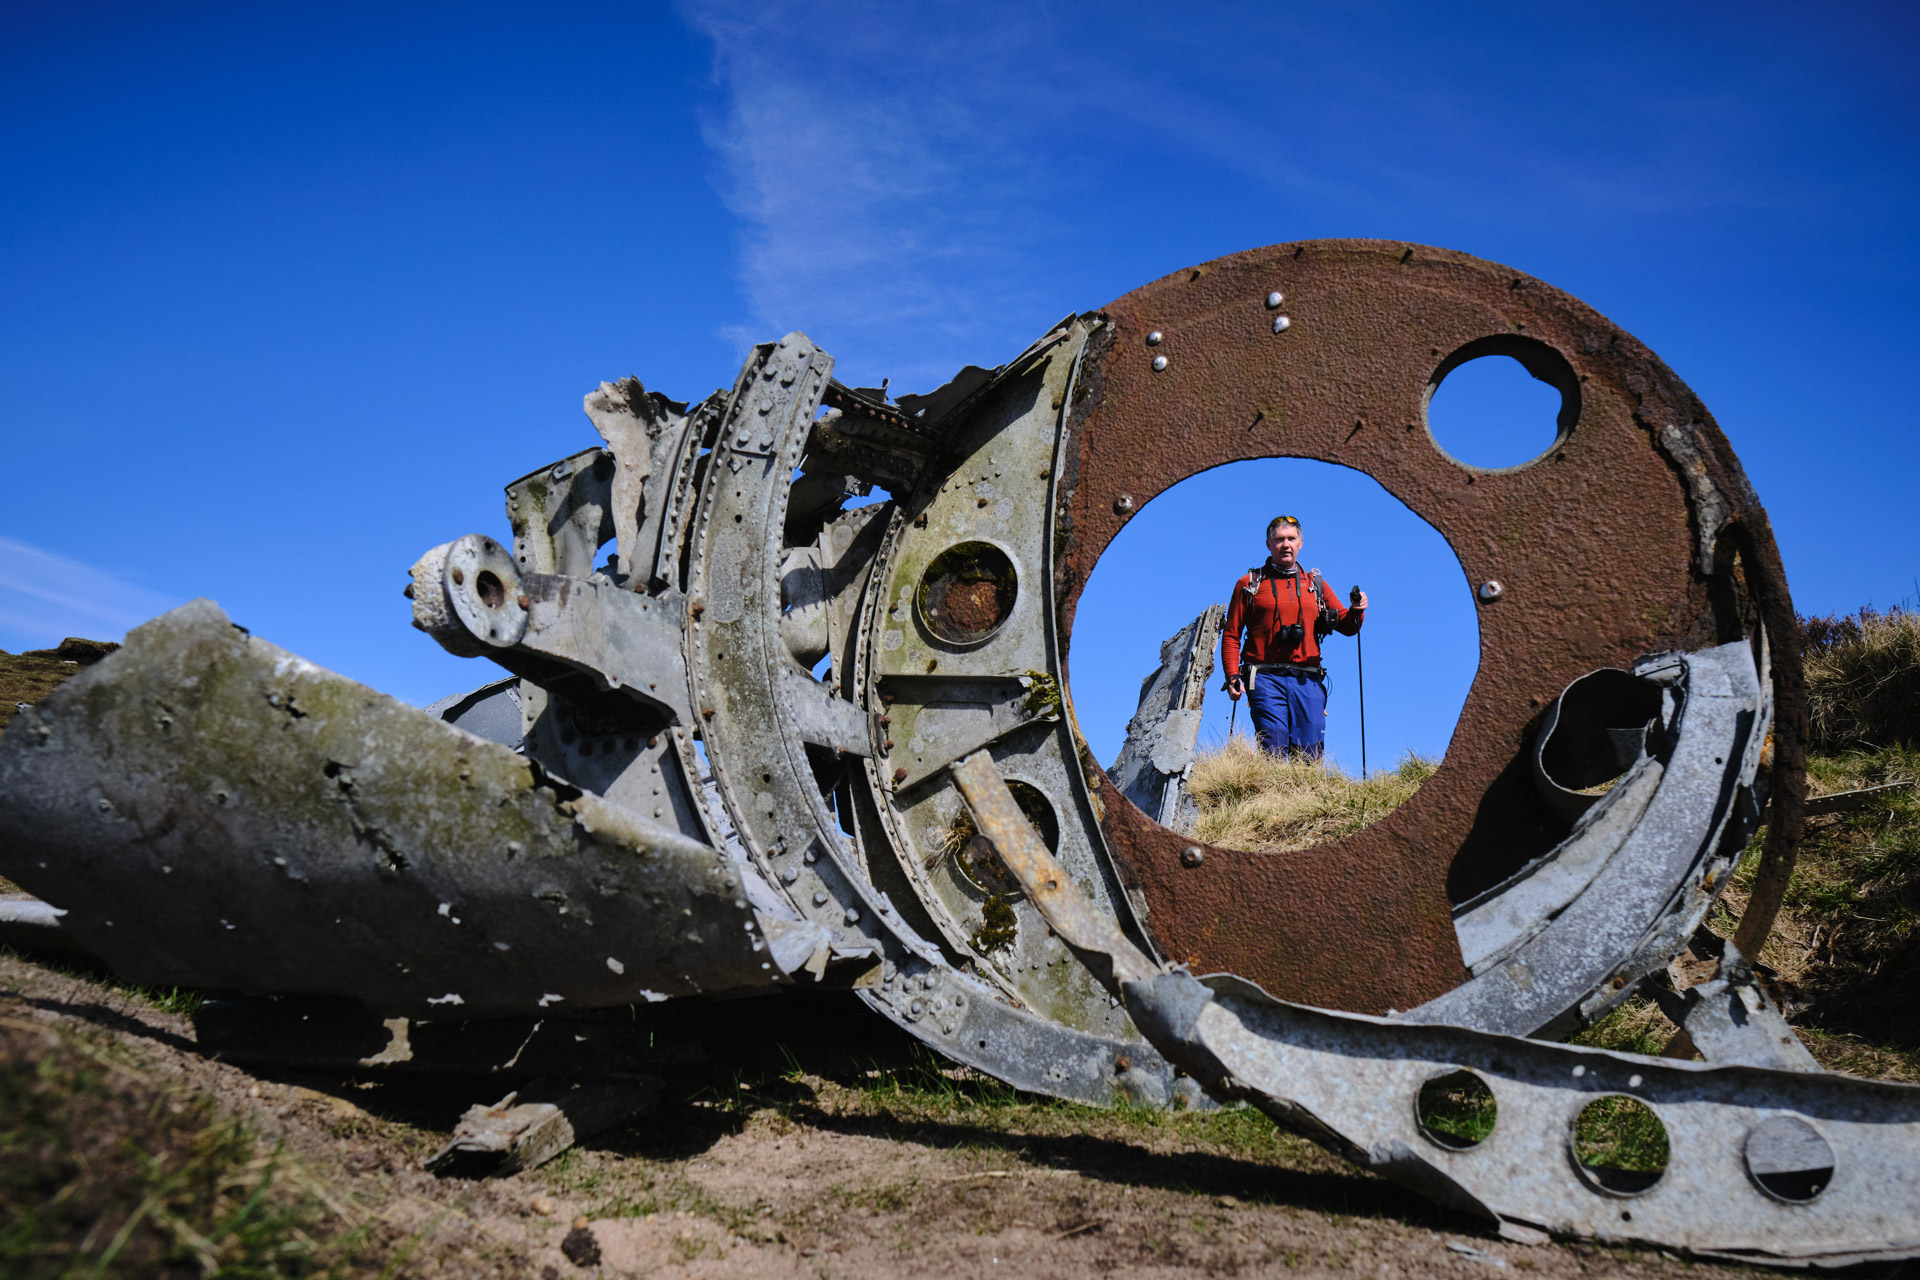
[1716,743,1920,1076]
[1185,735,1435,852]
[0,1002,363,1279]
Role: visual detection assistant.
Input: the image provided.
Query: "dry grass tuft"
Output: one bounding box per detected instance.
[1185,735,1436,853]
[1804,606,1920,750]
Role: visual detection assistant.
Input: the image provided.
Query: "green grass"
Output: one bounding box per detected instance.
[1569,998,1671,1058]
[1571,1095,1670,1179]
[1414,1071,1496,1148]
[126,986,207,1018]
[0,1005,361,1278]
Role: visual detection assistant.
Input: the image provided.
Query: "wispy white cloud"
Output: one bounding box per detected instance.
[0,536,181,651]
[679,0,1077,389]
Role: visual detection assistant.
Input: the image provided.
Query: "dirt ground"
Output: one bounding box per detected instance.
[1,950,1824,1280]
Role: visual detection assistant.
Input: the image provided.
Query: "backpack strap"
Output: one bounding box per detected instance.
[1307,569,1337,638]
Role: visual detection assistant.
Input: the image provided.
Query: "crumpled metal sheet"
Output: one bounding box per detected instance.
[0,599,823,1017]
[1107,605,1224,831]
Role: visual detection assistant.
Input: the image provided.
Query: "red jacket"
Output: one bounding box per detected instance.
[1221,562,1363,672]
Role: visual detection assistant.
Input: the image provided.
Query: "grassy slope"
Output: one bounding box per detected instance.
[1186,737,1435,854]
[0,649,92,737]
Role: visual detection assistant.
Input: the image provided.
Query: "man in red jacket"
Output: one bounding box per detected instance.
[1223,515,1368,759]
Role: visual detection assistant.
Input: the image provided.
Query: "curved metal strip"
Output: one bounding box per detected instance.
[1411,641,1767,1036]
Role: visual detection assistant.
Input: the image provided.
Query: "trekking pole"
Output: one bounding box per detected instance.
[1227,684,1239,741]
[1350,584,1367,780]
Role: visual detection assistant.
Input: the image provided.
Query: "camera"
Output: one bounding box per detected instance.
[1274,621,1305,650]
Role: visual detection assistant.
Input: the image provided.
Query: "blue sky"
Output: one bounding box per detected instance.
[4,1,1916,774]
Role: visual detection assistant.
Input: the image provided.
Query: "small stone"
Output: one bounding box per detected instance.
[560,1222,601,1267]
[531,1196,556,1216]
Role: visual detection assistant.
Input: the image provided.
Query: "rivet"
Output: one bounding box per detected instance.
[893,768,908,784]
[1145,331,1163,346]
[1265,291,1283,308]
[1150,355,1168,372]
[845,908,860,924]
[1181,846,1204,868]
[516,594,530,609]
[1478,580,1505,603]
[1113,494,1134,515]
[1271,315,1291,333]
[813,891,828,906]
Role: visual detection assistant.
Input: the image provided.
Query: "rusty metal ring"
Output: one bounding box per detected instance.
[1053,239,1804,1015]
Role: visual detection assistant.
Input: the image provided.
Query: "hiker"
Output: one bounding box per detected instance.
[1222,515,1367,759]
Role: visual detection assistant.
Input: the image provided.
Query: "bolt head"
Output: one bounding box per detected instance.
[1114,494,1134,515]
[1151,355,1168,372]
[1181,846,1205,868]
[1477,580,1505,602]
[1271,315,1291,333]
[1266,291,1283,308]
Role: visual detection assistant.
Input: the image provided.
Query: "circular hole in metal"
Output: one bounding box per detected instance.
[917,541,1017,646]
[1745,1116,1834,1203]
[939,780,1058,899]
[1415,1069,1497,1150]
[1425,336,1579,471]
[1065,457,1476,847]
[475,570,506,610]
[1571,1094,1670,1195]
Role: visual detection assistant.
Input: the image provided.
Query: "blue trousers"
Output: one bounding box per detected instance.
[1247,669,1327,759]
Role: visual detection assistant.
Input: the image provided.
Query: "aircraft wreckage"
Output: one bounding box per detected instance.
[4,240,1917,1264]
